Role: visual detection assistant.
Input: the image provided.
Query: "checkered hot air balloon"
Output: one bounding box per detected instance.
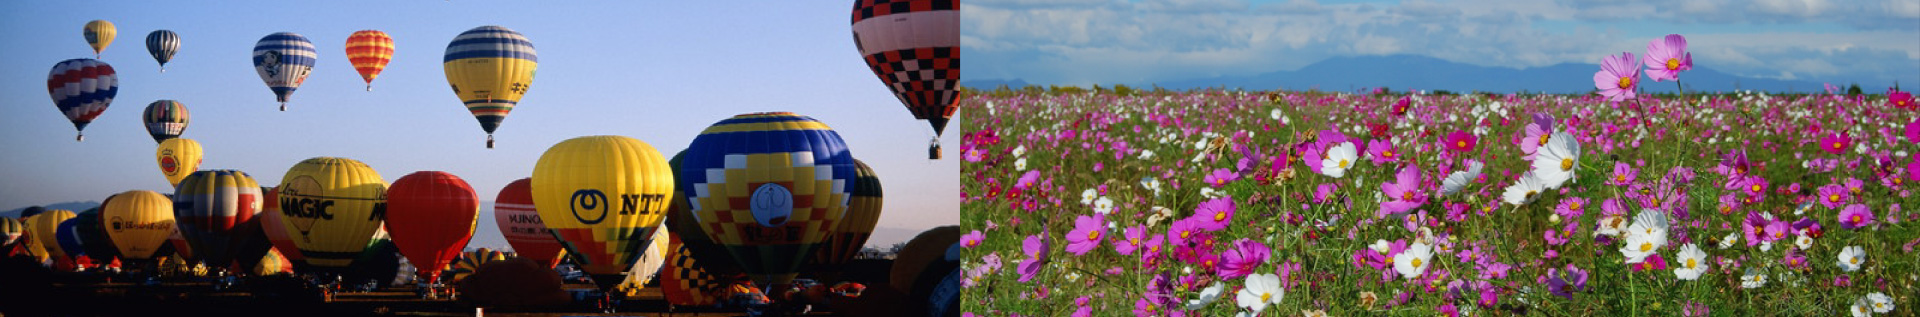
[142,100,189,143]
[681,112,856,286]
[852,0,960,159]
[47,58,117,141]
[444,26,537,148]
[661,232,728,306]
[346,30,394,91]
[253,32,316,111]
[146,30,179,72]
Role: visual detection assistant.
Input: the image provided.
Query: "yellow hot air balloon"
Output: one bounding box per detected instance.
[809,159,883,279]
[443,26,537,148]
[15,216,50,263]
[84,20,116,58]
[29,210,77,264]
[103,190,178,260]
[156,138,204,186]
[531,136,672,291]
[277,157,387,271]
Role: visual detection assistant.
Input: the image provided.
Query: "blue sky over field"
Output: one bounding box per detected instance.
[964,0,1920,88]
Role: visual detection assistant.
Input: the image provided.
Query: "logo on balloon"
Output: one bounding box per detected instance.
[160,151,178,175]
[570,189,608,225]
[750,183,794,228]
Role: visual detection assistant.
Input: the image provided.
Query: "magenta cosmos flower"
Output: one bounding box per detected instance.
[1191,196,1236,231]
[1368,139,1400,163]
[962,230,986,248]
[1594,52,1641,102]
[1218,239,1271,279]
[1112,225,1147,255]
[1378,165,1426,217]
[1066,214,1108,255]
[1019,233,1049,282]
[1891,90,1915,110]
[1905,119,1918,144]
[1820,132,1851,155]
[1643,34,1693,82]
[1838,204,1876,229]
[1444,131,1476,154]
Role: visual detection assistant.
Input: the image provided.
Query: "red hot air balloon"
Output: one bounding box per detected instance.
[384,171,479,294]
[492,178,565,268]
[255,187,306,267]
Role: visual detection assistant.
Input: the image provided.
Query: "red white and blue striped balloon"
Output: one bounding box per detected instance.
[253,32,316,111]
[47,58,117,141]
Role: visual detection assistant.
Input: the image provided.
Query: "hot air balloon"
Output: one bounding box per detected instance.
[345,229,402,288]
[142,100,189,142]
[493,178,565,268]
[444,26,537,148]
[276,157,387,272]
[1,217,23,248]
[890,225,959,316]
[29,210,77,265]
[19,206,49,219]
[531,135,672,293]
[808,159,882,281]
[166,219,194,260]
[346,30,394,91]
[103,190,178,260]
[84,20,115,58]
[173,170,264,269]
[155,138,203,186]
[256,186,306,267]
[48,59,117,141]
[617,227,671,292]
[385,171,479,292]
[13,223,50,263]
[446,248,505,283]
[55,216,88,261]
[73,207,120,262]
[665,151,743,278]
[661,232,727,307]
[253,32,316,111]
[851,0,960,159]
[682,112,857,286]
[146,30,179,72]
[254,247,295,276]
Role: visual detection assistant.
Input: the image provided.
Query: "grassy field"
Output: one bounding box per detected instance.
[958,88,1917,316]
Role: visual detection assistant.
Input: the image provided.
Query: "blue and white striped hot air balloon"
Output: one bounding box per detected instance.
[253,32,316,111]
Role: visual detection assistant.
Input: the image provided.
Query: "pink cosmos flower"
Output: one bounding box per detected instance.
[1891,90,1915,110]
[1139,233,1165,267]
[1018,233,1049,282]
[1378,165,1425,217]
[1444,131,1476,154]
[1368,139,1400,163]
[1643,34,1693,82]
[1818,183,1850,210]
[1204,168,1237,188]
[1608,162,1636,186]
[1392,95,1413,116]
[1218,239,1271,279]
[1820,132,1851,155]
[1191,197,1236,232]
[1838,204,1876,229]
[962,230,986,248]
[1520,120,1552,160]
[1594,52,1641,102]
[1905,119,1918,144]
[1065,214,1108,255]
[1113,225,1147,256]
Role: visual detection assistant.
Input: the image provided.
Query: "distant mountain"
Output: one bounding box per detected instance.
[961,78,1030,89]
[3,201,102,218]
[1155,54,1873,94]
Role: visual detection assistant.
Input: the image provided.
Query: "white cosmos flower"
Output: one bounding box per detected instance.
[1719,232,1739,249]
[1138,149,1155,160]
[1141,177,1163,196]
[1235,273,1283,314]
[1837,245,1866,272]
[1015,157,1028,171]
[1867,292,1894,313]
[1632,209,1669,234]
[1011,145,1026,157]
[1320,142,1358,178]
[1741,268,1767,288]
[1593,215,1627,237]
[1530,131,1580,189]
[1187,282,1226,310]
[1502,173,1547,207]
[1370,239,1391,254]
[1441,160,1483,196]
[1093,197,1115,215]
[1852,298,1874,317]
[1393,242,1434,279]
[1200,187,1223,199]
[1081,188,1098,205]
[1794,234,1813,250]
[1673,243,1708,280]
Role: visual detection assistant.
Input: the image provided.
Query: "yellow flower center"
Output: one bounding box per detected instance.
[1774,231,1784,239]
[1525,191,1538,199]
[1260,292,1271,303]
[1456,140,1467,148]
[1130,238,1140,246]
[1750,184,1761,192]
[966,240,979,247]
[1830,194,1842,202]
[1338,159,1349,169]
[1539,134,1552,146]
[1411,258,1422,268]
[1088,231,1101,241]
[1181,230,1191,239]
[1853,215,1863,223]
[1640,242,1653,252]
[1686,258,1696,268]
[1384,150,1395,158]
[1560,158,1574,171]
[1850,256,1859,265]
[1204,260,1215,268]
[1666,58,1680,70]
[1570,202,1582,210]
[1617,76,1633,89]
[1402,192,1414,201]
[1215,211,1228,222]
[1616,175,1627,182]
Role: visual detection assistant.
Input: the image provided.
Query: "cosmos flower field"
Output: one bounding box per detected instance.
[957,87,1918,316]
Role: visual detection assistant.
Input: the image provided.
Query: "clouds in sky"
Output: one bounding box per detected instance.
[963,0,1920,86]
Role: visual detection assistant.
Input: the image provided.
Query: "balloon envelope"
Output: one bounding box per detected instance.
[143,100,189,143]
[1,217,23,247]
[103,190,178,260]
[809,159,883,275]
[173,170,265,269]
[493,178,565,268]
[345,30,394,90]
[47,58,117,141]
[681,112,856,283]
[443,25,538,147]
[660,232,727,306]
[276,157,387,271]
[256,187,306,265]
[253,32,316,109]
[851,0,960,136]
[29,210,77,263]
[156,138,203,186]
[385,171,480,283]
[84,20,115,56]
[146,30,180,71]
[531,135,672,291]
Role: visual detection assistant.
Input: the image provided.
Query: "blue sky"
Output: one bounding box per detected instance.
[964,0,1920,87]
[1,1,957,249]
